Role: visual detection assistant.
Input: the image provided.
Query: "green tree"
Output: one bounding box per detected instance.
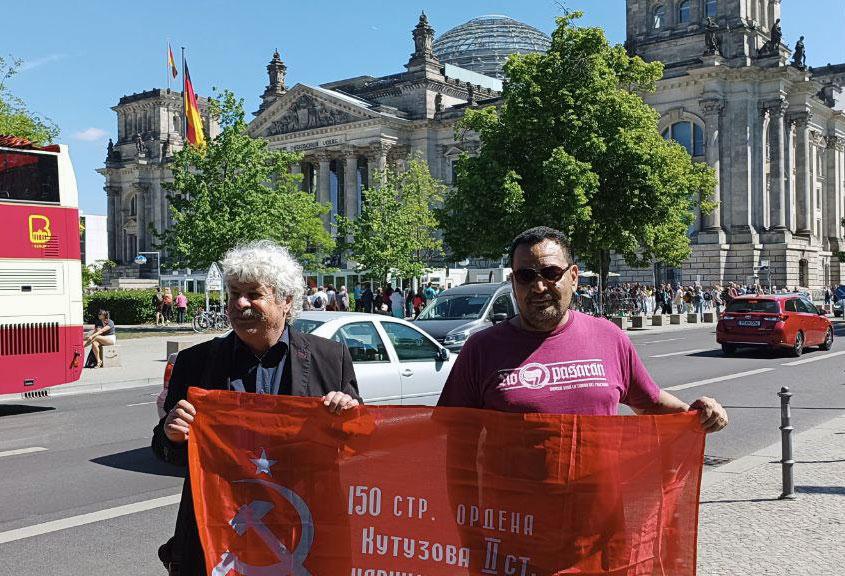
[0,55,59,144]
[337,158,444,285]
[440,13,715,281]
[81,260,116,288]
[157,89,333,269]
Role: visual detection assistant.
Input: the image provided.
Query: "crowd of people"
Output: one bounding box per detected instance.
[572,281,824,317]
[302,281,442,319]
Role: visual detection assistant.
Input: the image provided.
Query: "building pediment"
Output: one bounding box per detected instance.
[250,84,381,138]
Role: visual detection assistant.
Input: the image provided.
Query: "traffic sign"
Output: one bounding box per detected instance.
[134,255,147,265]
[206,263,223,291]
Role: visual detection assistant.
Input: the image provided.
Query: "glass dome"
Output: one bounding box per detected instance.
[433,15,551,80]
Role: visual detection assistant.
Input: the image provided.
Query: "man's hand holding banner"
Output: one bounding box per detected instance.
[188,388,705,575]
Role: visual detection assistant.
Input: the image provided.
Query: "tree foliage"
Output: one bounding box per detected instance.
[82,259,116,289]
[439,13,715,276]
[337,158,444,284]
[157,89,333,269]
[0,55,60,144]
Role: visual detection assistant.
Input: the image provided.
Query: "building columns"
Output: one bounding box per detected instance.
[367,141,391,188]
[768,100,787,230]
[344,150,359,220]
[701,99,723,231]
[317,154,332,226]
[792,112,813,235]
[106,188,117,261]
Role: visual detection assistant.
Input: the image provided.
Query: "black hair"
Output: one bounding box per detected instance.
[99,309,110,320]
[508,226,573,266]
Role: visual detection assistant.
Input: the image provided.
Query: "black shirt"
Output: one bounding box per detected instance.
[228,327,290,395]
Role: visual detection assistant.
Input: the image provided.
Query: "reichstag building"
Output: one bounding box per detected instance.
[101,3,844,289]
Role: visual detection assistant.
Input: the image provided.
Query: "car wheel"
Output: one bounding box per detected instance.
[722,343,736,356]
[790,331,804,357]
[820,327,833,351]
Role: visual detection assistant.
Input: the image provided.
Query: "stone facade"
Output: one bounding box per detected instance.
[97,89,216,273]
[621,0,845,289]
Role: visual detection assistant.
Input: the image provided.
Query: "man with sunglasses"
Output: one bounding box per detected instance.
[437,226,727,432]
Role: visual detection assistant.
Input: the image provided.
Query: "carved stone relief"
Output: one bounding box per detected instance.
[267,94,366,135]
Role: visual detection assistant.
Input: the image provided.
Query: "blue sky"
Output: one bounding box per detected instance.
[5,1,843,216]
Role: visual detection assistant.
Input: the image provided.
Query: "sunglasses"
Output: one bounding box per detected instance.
[512,264,573,285]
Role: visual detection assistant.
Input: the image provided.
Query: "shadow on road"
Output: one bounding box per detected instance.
[795,485,845,496]
[0,404,55,417]
[91,447,185,478]
[699,497,782,504]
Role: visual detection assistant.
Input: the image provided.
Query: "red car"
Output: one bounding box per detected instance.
[717,294,833,357]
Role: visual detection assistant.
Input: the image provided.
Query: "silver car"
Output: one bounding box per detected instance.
[414,282,516,351]
[293,312,453,405]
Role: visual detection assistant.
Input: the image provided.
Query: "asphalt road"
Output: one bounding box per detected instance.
[1,319,843,575]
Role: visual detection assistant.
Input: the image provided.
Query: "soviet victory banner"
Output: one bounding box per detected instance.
[187,388,705,576]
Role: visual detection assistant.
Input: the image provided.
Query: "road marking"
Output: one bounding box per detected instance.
[781,350,845,367]
[0,494,181,544]
[650,348,709,358]
[126,401,156,407]
[664,368,774,391]
[0,447,47,459]
[642,337,687,344]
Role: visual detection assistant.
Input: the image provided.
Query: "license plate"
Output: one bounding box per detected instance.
[737,320,761,327]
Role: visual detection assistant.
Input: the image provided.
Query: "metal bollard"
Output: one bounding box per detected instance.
[778,386,796,499]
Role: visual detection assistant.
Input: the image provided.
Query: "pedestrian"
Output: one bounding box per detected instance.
[405,288,415,318]
[413,289,425,318]
[175,289,188,324]
[693,286,703,315]
[162,287,174,324]
[336,285,350,311]
[311,285,327,311]
[84,309,116,368]
[152,240,360,576]
[674,286,684,314]
[353,283,363,312]
[390,286,405,318]
[374,288,387,314]
[437,225,728,421]
[152,286,164,326]
[361,283,374,313]
[424,282,436,303]
[325,284,337,311]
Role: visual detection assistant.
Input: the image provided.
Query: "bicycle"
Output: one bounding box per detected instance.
[192,305,230,333]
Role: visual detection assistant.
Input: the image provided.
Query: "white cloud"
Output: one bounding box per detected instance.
[73,127,109,141]
[19,53,69,72]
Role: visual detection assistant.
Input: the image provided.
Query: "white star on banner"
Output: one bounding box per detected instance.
[249,448,277,476]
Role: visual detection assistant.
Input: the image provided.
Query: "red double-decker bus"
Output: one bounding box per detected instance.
[0,135,84,396]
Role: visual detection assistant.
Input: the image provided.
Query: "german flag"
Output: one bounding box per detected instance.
[183,59,205,147]
[168,45,178,79]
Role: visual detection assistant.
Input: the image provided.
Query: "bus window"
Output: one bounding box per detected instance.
[0,150,60,204]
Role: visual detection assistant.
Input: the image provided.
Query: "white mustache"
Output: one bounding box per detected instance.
[232,309,264,321]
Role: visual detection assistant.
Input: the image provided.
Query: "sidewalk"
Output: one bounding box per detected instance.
[698,414,845,575]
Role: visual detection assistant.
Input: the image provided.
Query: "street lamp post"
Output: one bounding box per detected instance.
[134,251,161,282]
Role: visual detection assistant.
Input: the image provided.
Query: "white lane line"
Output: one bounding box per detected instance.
[650,348,709,358]
[126,401,156,407]
[0,447,47,458]
[642,337,687,344]
[664,368,774,391]
[0,494,181,545]
[782,350,845,367]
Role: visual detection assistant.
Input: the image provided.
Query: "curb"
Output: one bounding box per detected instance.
[0,377,161,403]
[702,413,845,489]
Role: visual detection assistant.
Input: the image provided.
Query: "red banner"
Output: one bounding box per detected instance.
[188,388,705,576]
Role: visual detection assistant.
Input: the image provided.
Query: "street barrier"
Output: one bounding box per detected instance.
[778,386,795,500]
[630,315,647,329]
[651,314,668,326]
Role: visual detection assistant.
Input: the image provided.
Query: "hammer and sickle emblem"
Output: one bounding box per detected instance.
[28,214,52,246]
[212,478,314,576]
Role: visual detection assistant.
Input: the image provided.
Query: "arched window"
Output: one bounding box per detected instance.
[678,0,691,23]
[653,5,665,29]
[706,0,717,18]
[129,195,137,217]
[662,121,705,157]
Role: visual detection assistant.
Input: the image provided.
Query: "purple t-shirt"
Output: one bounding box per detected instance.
[437,311,660,415]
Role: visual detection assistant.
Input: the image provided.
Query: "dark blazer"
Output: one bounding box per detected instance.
[151,326,360,575]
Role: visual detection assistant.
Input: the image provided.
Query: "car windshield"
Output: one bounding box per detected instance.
[292,318,325,333]
[726,299,779,314]
[417,293,492,320]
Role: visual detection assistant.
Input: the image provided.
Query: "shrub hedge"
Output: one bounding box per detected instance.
[83,290,221,324]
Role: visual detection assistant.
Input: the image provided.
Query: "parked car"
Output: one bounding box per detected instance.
[293,312,453,405]
[716,294,833,357]
[413,282,516,351]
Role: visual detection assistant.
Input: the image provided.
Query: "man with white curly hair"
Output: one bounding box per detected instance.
[152,239,360,576]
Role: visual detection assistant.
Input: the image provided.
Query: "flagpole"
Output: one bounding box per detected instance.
[181,47,186,142]
[166,39,170,93]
